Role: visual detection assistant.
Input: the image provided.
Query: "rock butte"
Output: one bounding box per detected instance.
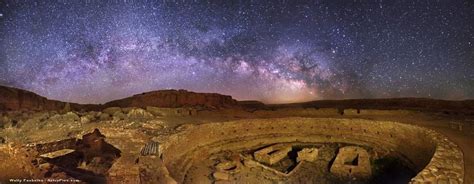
[0,85,472,183]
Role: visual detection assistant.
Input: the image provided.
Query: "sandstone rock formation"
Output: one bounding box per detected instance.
[289,98,474,115]
[127,108,154,120]
[99,113,111,121]
[103,107,123,115]
[0,85,65,111]
[0,85,100,111]
[0,85,239,112]
[3,84,472,115]
[112,111,127,121]
[104,89,238,109]
[0,84,471,183]
[80,115,92,124]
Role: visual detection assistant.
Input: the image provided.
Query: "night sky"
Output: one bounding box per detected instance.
[0,0,473,104]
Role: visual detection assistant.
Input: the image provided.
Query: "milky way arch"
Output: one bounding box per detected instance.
[1,1,472,103]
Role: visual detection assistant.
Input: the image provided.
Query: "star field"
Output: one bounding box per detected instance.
[0,0,473,104]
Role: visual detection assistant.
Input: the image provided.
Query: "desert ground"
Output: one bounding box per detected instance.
[0,85,472,184]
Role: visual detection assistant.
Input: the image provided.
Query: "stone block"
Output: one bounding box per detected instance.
[254,144,292,165]
[213,171,230,181]
[297,148,319,162]
[330,146,371,178]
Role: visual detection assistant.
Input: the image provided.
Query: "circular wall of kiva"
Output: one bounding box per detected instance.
[159,118,464,184]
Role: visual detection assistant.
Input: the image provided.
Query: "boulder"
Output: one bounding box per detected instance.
[45,112,80,126]
[80,116,91,124]
[213,172,230,181]
[113,111,127,120]
[99,113,111,121]
[297,148,319,162]
[38,163,53,170]
[122,107,134,113]
[103,107,123,115]
[23,116,42,127]
[63,112,80,121]
[146,106,166,116]
[127,108,153,120]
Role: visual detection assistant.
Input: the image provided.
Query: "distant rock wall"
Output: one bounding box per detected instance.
[0,86,65,111]
[289,98,474,115]
[159,118,464,183]
[0,86,237,111]
[104,89,238,109]
[0,86,102,112]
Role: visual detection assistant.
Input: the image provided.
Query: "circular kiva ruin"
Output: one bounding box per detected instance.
[148,118,464,184]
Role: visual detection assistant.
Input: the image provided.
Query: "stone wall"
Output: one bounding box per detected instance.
[158,118,464,183]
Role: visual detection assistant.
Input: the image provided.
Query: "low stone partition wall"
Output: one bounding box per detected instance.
[159,117,464,183]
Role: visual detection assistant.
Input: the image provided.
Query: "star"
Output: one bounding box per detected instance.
[0,1,472,103]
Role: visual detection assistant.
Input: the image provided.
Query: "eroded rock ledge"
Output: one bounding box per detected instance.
[104,89,238,109]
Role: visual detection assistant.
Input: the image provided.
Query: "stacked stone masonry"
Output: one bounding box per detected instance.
[329,146,372,178]
[158,117,464,183]
[254,144,292,165]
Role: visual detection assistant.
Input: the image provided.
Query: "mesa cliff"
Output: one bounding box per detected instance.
[1,85,473,114]
[271,98,474,115]
[0,85,238,111]
[104,89,238,108]
[0,85,70,111]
